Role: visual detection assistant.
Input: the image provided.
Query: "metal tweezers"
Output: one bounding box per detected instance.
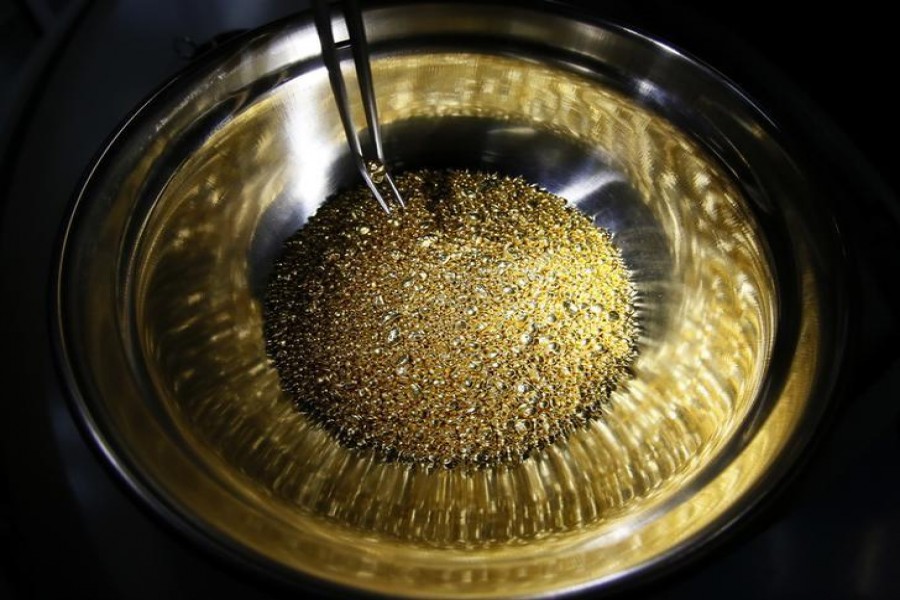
[312,0,405,213]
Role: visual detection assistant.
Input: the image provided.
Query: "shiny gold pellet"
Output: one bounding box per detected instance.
[263,169,638,468]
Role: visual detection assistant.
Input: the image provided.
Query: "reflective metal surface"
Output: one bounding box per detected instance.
[54,3,845,597]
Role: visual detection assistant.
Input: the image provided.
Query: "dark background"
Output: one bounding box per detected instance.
[2,1,898,598]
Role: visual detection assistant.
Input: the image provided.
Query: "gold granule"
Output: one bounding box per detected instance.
[263,169,638,467]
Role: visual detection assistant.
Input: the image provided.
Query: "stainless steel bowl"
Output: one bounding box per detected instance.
[55,3,846,597]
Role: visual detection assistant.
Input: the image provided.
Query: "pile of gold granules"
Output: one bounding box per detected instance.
[263,169,638,468]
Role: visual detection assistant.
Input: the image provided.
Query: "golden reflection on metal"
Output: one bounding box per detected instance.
[132,50,777,576]
[61,21,828,594]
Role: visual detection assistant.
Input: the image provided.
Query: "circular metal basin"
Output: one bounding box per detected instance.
[54,3,846,597]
